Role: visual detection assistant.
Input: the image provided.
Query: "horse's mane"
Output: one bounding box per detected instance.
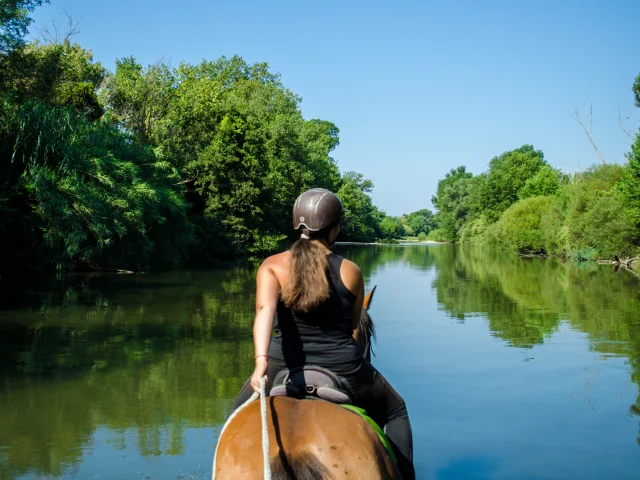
[359,306,377,360]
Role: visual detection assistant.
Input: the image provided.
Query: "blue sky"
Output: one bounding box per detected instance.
[29,0,640,216]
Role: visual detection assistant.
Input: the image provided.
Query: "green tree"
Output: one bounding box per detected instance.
[404,208,435,235]
[337,171,380,242]
[0,0,47,56]
[2,40,106,120]
[379,215,405,239]
[619,72,640,242]
[518,165,562,199]
[480,145,547,221]
[100,56,174,144]
[431,166,474,242]
[146,56,343,253]
[7,103,192,270]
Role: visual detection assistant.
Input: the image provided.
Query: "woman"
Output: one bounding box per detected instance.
[230,188,415,479]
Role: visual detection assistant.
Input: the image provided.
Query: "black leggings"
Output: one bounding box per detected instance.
[229,357,415,480]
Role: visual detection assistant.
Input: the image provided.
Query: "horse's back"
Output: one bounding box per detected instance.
[214,396,400,479]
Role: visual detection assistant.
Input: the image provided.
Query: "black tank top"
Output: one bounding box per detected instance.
[268,253,361,371]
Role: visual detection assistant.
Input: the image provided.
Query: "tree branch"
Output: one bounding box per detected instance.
[38,10,83,45]
[618,105,634,140]
[174,170,199,185]
[570,103,607,164]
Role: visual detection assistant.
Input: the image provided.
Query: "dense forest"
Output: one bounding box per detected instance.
[0,0,428,273]
[426,78,640,263]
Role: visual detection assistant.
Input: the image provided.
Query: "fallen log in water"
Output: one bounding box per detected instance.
[597,255,639,278]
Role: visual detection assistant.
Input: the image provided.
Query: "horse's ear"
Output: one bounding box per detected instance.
[363,285,377,310]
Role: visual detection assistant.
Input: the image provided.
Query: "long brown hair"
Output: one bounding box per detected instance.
[280,236,330,312]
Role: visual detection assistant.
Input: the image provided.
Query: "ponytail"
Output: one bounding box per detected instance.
[280,237,330,312]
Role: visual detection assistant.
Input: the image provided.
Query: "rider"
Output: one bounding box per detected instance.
[229,188,415,479]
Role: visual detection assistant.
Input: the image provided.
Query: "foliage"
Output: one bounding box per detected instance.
[431,166,474,242]
[10,103,192,270]
[458,215,491,245]
[0,0,393,269]
[429,85,640,261]
[336,171,381,242]
[5,40,105,112]
[498,196,556,254]
[378,215,405,239]
[1,32,392,269]
[518,165,563,199]
[426,228,448,242]
[417,231,427,242]
[403,208,435,235]
[0,0,47,55]
[461,165,637,259]
[618,114,640,240]
[102,55,347,254]
[100,56,173,144]
[480,145,547,222]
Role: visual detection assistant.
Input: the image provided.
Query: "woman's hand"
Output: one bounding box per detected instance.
[250,356,268,394]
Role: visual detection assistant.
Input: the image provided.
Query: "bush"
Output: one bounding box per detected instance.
[427,228,448,242]
[571,247,598,263]
[458,216,490,245]
[478,220,506,249]
[499,196,556,254]
[417,231,427,242]
[566,192,635,258]
[563,165,636,259]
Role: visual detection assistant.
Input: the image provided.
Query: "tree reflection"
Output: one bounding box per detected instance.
[0,268,256,479]
[2,245,640,479]
[430,245,640,444]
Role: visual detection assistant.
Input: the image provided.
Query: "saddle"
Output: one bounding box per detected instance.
[269,365,352,404]
[268,365,397,464]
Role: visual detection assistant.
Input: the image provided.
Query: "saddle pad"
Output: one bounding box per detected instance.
[340,404,397,464]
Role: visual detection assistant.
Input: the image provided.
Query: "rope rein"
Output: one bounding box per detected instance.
[260,375,271,480]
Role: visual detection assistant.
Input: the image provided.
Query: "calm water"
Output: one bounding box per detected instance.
[1,245,640,480]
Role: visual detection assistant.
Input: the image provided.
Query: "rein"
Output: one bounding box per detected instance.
[260,376,270,480]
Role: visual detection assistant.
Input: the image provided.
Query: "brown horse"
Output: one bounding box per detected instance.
[212,286,402,479]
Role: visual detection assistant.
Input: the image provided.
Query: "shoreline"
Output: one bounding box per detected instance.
[335,240,448,246]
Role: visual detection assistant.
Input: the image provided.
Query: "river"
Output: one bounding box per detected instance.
[1,244,639,479]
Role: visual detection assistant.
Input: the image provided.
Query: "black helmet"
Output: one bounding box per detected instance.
[293,188,344,232]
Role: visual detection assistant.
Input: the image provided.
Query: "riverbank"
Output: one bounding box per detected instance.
[427,146,640,264]
[337,239,447,246]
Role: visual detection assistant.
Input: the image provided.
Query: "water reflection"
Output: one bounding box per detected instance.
[429,245,640,444]
[1,245,640,479]
[0,269,256,480]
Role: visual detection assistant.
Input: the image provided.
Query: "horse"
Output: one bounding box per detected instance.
[212,286,402,479]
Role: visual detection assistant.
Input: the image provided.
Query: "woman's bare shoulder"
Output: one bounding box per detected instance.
[259,251,291,275]
[340,257,361,273]
[339,257,363,292]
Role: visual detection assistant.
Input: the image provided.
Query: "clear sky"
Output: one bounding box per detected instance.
[29,0,640,216]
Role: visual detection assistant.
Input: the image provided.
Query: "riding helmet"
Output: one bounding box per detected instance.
[293,188,344,232]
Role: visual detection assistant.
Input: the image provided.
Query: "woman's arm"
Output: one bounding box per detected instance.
[253,260,280,357]
[250,259,281,393]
